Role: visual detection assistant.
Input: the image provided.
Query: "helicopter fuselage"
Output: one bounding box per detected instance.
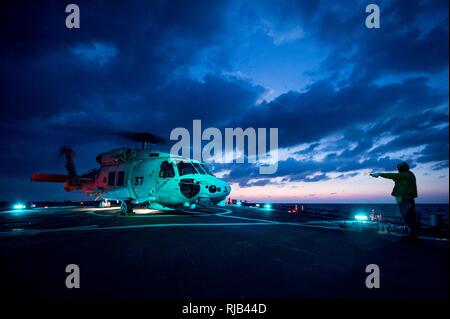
[80,149,231,209]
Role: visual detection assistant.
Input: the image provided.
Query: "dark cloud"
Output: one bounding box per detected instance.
[314,0,449,83]
[238,77,446,148]
[370,126,448,155]
[369,110,449,136]
[0,0,447,199]
[416,142,450,164]
[0,0,234,179]
[222,155,416,187]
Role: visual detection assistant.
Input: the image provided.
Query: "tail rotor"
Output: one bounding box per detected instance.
[59,146,79,188]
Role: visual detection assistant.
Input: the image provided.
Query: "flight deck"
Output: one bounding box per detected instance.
[0,204,448,299]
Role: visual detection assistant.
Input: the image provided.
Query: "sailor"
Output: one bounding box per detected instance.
[370,162,419,242]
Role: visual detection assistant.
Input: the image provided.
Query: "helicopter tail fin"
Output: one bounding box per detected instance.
[30,147,81,192]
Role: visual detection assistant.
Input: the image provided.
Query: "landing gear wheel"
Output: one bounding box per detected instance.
[120,200,133,215]
[99,200,111,208]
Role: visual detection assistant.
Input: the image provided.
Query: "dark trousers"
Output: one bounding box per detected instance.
[397,198,419,238]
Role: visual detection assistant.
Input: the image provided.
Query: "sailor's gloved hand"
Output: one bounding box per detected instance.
[370,172,381,178]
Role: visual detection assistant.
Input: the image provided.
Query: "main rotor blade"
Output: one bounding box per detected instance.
[117,132,165,144]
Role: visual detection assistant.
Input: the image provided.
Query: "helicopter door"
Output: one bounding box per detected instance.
[130,161,157,201]
[101,167,117,191]
[156,160,175,191]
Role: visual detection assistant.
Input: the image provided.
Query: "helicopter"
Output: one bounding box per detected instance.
[30,132,231,214]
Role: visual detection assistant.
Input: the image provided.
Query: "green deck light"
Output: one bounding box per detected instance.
[13,203,26,210]
[354,214,368,221]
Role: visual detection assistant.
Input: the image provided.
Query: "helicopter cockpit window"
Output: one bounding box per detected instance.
[201,164,214,176]
[192,162,206,174]
[177,161,198,176]
[159,161,175,178]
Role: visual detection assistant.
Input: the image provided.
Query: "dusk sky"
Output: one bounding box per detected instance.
[0,0,448,203]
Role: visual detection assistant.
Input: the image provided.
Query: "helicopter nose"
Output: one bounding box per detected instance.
[206,181,231,195]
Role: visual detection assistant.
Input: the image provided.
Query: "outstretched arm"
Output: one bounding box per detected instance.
[370,172,408,179]
[379,172,409,180]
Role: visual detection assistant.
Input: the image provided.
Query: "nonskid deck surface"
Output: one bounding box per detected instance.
[0,205,446,240]
[0,205,448,298]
